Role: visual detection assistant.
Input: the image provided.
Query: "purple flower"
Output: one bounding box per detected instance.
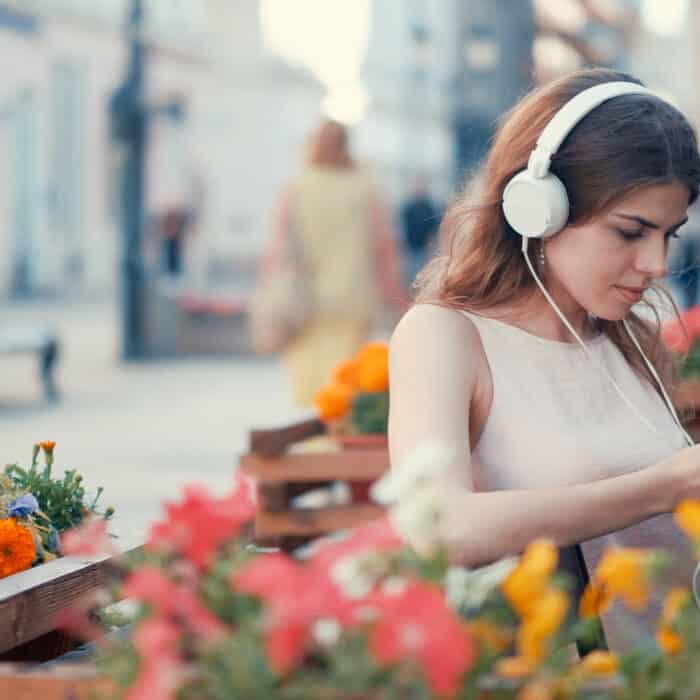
[8,494,39,518]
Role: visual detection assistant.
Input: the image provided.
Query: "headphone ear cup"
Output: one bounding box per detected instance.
[502,170,569,239]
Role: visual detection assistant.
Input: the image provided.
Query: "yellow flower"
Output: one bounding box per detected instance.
[356,342,389,393]
[494,655,536,679]
[518,679,556,700]
[657,626,682,655]
[517,588,569,662]
[595,548,652,611]
[579,579,613,619]
[465,619,513,653]
[579,651,619,675]
[0,518,36,578]
[674,499,700,539]
[502,539,558,618]
[314,383,354,421]
[657,587,690,655]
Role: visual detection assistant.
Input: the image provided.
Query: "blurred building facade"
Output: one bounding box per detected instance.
[1,0,698,302]
[0,0,323,299]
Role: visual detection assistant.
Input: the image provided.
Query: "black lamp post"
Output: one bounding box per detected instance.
[109,0,147,360]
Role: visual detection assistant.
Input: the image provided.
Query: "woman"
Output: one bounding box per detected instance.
[266,119,404,406]
[388,68,700,650]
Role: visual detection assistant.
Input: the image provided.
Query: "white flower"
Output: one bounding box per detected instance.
[445,558,518,611]
[312,618,342,646]
[330,556,376,599]
[381,576,408,597]
[388,483,445,557]
[370,440,456,505]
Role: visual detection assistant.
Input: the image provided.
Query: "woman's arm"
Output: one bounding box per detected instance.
[389,304,700,568]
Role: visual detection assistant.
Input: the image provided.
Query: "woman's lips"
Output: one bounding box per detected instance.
[615,286,645,304]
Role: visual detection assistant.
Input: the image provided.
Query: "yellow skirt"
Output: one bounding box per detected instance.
[285,318,370,407]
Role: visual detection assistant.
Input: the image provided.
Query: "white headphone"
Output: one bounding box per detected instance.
[502,81,654,239]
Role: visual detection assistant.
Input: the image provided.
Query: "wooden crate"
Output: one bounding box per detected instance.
[0,663,111,699]
[0,542,141,662]
[241,419,390,550]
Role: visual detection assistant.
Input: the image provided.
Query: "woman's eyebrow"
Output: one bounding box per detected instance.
[612,213,688,230]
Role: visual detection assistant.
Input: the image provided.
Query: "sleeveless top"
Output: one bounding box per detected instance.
[461,311,694,652]
[291,166,378,322]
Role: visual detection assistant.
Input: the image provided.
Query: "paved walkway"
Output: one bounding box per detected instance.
[1,298,308,545]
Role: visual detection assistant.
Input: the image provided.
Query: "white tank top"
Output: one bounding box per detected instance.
[462,311,694,651]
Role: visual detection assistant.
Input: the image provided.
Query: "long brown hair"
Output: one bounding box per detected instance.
[416,68,700,392]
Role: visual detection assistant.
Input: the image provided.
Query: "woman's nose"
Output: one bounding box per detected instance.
[635,236,668,279]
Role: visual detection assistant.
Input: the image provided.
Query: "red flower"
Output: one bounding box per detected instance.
[126,618,184,700]
[147,476,256,570]
[232,552,349,673]
[61,517,117,557]
[124,567,225,640]
[308,517,403,572]
[369,582,477,697]
[661,305,700,353]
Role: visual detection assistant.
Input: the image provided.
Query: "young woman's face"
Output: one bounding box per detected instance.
[544,181,690,321]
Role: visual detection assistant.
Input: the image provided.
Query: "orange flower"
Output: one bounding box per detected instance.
[517,588,569,662]
[595,548,653,612]
[333,359,360,390]
[356,342,389,393]
[579,579,613,619]
[314,383,354,421]
[0,518,36,578]
[465,619,513,653]
[502,539,558,618]
[674,499,700,539]
[657,587,690,655]
[493,655,536,679]
[39,440,56,453]
[579,650,619,675]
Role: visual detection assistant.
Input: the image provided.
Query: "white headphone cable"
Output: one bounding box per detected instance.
[521,237,668,437]
[621,319,694,446]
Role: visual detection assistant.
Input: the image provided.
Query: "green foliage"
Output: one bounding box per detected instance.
[351,391,389,434]
[3,445,112,534]
[680,339,700,379]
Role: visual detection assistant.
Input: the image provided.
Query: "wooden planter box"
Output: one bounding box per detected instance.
[0,663,111,699]
[241,419,390,550]
[0,541,140,663]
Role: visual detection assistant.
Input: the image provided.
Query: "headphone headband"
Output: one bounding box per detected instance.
[528,82,654,178]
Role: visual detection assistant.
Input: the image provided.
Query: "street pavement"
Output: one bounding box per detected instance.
[1,297,308,546]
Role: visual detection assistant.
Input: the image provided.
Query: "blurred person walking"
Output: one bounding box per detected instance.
[260,119,405,406]
[400,175,442,289]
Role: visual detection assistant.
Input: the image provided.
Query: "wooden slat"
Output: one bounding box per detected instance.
[0,547,141,656]
[250,418,326,457]
[240,450,389,483]
[255,504,385,537]
[0,664,112,699]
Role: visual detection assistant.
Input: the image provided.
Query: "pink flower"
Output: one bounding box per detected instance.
[232,552,349,673]
[127,620,184,700]
[61,517,117,557]
[123,567,226,641]
[662,305,700,353]
[147,476,256,570]
[307,517,403,572]
[369,582,477,697]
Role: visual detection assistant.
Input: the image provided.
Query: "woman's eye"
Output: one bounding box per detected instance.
[616,229,643,240]
[665,230,681,240]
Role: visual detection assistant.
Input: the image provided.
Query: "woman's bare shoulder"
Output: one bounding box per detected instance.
[391,303,483,350]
